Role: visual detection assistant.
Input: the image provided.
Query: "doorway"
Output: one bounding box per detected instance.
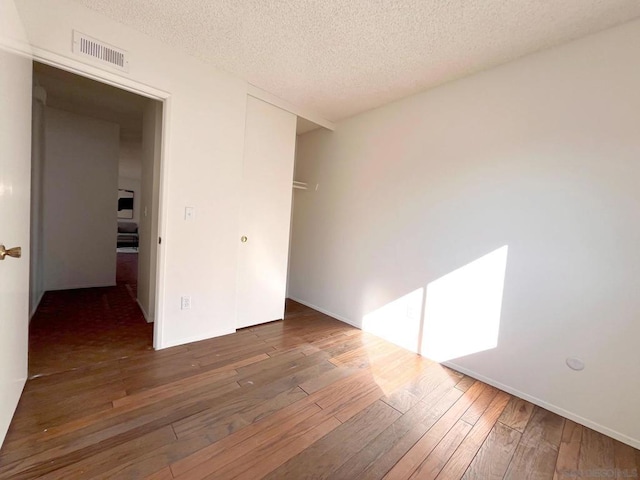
[29,61,163,375]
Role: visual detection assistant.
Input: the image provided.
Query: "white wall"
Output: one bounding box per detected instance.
[29,85,45,317]
[118,139,142,179]
[289,19,640,448]
[17,0,248,347]
[138,99,162,323]
[43,107,119,290]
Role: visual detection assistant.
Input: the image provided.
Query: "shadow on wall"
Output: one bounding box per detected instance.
[362,245,509,362]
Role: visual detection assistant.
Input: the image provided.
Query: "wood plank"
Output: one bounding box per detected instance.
[23,362,126,393]
[193,409,340,479]
[334,385,386,423]
[99,433,211,479]
[405,364,463,399]
[462,422,522,480]
[455,375,477,392]
[315,350,423,420]
[409,420,473,479]
[230,416,341,480]
[14,425,177,480]
[0,379,242,477]
[0,378,241,469]
[298,363,358,395]
[553,420,583,480]
[9,378,127,431]
[113,368,238,409]
[381,388,421,414]
[435,390,511,479]
[171,403,323,479]
[171,360,333,440]
[499,396,535,433]
[195,343,276,369]
[263,400,401,479]
[578,426,615,477]
[314,371,381,411]
[329,374,461,480]
[236,350,330,388]
[460,384,498,425]
[504,406,565,480]
[144,466,174,480]
[613,439,639,480]
[121,357,204,395]
[383,381,489,479]
[238,386,309,424]
[170,397,320,476]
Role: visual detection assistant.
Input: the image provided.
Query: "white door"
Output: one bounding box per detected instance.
[236,96,296,329]
[0,0,32,446]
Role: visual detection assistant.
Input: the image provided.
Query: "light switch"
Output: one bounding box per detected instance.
[185,207,195,221]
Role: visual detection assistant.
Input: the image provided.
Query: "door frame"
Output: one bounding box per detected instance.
[31,48,170,349]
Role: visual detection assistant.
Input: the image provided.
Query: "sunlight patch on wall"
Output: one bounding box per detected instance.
[422,245,508,362]
[362,288,425,353]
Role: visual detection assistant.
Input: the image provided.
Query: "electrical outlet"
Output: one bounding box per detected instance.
[181,296,191,310]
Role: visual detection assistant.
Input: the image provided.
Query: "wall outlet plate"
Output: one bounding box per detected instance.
[566,357,585,371]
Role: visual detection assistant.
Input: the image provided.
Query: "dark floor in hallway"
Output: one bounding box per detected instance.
[28,252,151,377]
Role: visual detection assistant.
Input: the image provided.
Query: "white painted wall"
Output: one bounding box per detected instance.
[29,85,46,317]
[43,107,119,290]
[17,0,248,347]
[137,99,162,323]
[119,139,142,179]
[289,19,640,448]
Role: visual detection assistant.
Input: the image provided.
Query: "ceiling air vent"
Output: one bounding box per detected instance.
[72,31,129,72]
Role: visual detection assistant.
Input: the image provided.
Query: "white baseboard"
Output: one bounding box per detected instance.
[136,299,153,323]
[29,290,45,321]
[287,296,640,450]
[45,282,117,291]
[287,296,362,329]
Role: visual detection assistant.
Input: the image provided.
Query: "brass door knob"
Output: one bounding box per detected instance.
[0,245,21,260]
[240,236,248,243]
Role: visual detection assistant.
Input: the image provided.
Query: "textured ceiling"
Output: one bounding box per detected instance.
[72,0,640,122]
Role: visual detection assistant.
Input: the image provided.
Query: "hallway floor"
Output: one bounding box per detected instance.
[28,252,152,377]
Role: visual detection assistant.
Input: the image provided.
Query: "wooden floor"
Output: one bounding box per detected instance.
[1,301,638,479]
[28,252,151,377]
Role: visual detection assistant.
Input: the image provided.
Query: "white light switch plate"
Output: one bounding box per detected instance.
[181,296,191,310]
[185,207,195,221]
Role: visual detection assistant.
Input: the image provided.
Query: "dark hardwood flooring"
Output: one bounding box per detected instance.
[28,252,150,377]
[1,295,638,478]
